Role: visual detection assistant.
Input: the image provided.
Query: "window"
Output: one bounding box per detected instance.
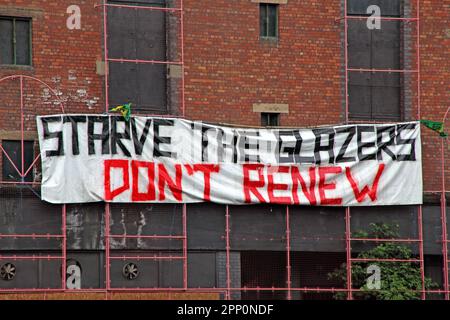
[241,251,287,300]
[0,17,32,66]
[1,140,34,182]
[260,3,278,39]
[107,0,168,113]
[261,113,280,126]
[347,0,402,120]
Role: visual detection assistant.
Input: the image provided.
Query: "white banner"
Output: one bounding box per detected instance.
[37,115,422,206]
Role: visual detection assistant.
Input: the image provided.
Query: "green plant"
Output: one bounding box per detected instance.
[328,223,438,300]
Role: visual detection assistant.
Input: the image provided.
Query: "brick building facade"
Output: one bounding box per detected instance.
[0,0,448,299]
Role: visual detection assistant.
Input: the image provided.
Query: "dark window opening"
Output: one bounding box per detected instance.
[241,251,287,300]
[291,252,346,300]
[1,140,34,182]
[260,4,278,39]
[0,17,32,66]
[261,113,280,126]
[347,0,402,121]
[107,0,168,113]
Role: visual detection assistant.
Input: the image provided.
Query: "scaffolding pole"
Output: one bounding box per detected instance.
[225,205,231,300]
[342,0,426,300]
[286,206,292,300]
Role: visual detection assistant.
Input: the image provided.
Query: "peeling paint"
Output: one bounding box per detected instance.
[41,75,101,110]
[51,76,62,84]
[76,89,87,98]
[68,70,77,81]
[137,211,147,248]
[109,209,126,249]
[42,88,51,102]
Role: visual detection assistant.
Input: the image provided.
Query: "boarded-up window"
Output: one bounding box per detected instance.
[1,140,34,182]
[347,0,402,120]
[0,17,31,66]
[107,0,167,113]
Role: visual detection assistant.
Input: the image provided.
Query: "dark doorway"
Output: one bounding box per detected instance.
[241,251,287,300]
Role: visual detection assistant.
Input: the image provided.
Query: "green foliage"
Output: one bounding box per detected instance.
[328,223,438,300]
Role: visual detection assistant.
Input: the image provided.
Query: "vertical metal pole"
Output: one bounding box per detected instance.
[344,0,349,123]
[62,204,67,290]
[416,0,426,300]
[441,137,449,300]
[418,205,426,299]
[103,2,111,292]
[286,206,292,300]
[343,0,352,300]
[225,205,231,300]
[20,76,24,177]
[103,0,109,113]
[440,107,450,299]
[416,0,421,120]
[180,0,185,117]
[105,203,111,291]
[345,207,353,300]
[183,203,188,290]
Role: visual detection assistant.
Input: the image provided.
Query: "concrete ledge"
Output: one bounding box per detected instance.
[96,61,105,76]
[251,0,288,4]
[253,103,289,114]
[0,6,44,18]
[168,65,183,79]
[0,131,37,141]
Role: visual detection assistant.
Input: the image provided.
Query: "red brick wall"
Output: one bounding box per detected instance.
[0,0,105,117]
[419,1,450,193]
[183,0,343,127]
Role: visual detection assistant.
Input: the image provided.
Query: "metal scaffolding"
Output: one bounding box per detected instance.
[99,0,189,295]
[0,0,449,300]
[0,75,67,294]
[342,0,448,300]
